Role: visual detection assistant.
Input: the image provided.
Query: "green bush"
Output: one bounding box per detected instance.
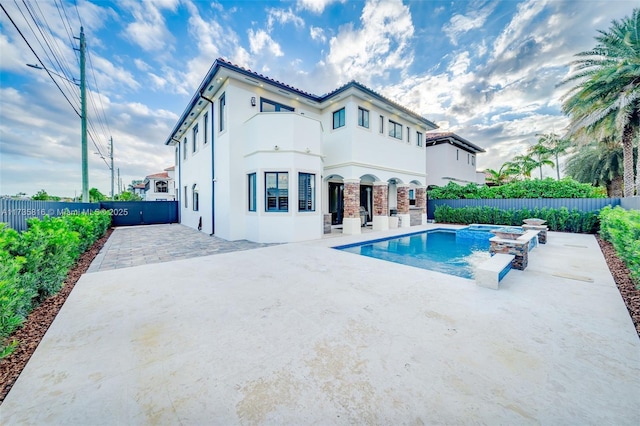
[434,205,599,233]
[0,211,111,357]
[599,206,640,287]
[428,178,607,200]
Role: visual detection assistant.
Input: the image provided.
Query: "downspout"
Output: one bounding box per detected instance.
[171,137,182,224]
[199,90,215,236]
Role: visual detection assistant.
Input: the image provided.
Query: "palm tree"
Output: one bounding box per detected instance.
[564,141,626,197]
[537,133,572,180]
[528,140,555,179]
[485,162,519,186]
[561,8,640,197]
[510,154,538,179]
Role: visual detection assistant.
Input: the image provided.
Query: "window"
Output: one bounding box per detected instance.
[467,153,470,164]
[203,112,208,145]
[183,138,187,160]
[456,149,459,160]
[183,186,188,208]
[407,127,410,143]
[416,131,423,147]
[333,108,345,129]
[379,115,384,133]
[261,98,294,112]
[472,156,476,166]
[358,107,369,128]
[192,124,199,153]
[389,120,402,139]
[298,173,315,212]
[219,93,226,131]
[156,180,168,193]
[175,146,178,165]
[265,172,288,212]
[192,184,199,211]
[409,189,416,206]
[248,173,256,212]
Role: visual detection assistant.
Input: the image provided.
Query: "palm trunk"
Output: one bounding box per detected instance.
[555,152,561,180]
[622,125,634,197]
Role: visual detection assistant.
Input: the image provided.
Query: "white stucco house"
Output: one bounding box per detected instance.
[143,167,175,201]
[424,132,486,188]
[164,58,483,243]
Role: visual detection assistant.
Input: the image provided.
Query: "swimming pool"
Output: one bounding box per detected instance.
[334,228,494,279]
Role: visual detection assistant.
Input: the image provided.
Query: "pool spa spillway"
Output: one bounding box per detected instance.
[334,226,505,279]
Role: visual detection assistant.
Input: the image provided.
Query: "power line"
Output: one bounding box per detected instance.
[0,3,81,117]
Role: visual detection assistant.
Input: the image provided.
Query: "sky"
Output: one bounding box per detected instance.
[0,0,636,198]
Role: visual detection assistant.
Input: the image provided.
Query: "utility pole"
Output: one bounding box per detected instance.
[117,167,121,196]
[110,137,114,200]
[75,27,89,202]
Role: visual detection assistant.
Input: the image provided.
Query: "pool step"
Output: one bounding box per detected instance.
[475,253,515,290]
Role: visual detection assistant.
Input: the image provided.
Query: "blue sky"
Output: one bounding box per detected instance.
[0,0,636,197]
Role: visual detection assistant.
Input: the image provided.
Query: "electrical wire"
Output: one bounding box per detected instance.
[0,3,81,117]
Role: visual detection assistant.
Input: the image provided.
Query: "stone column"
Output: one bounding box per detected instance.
[415,186,427,225]
[396,184,411,228]
[342,179,361,235]
[372,182,389,231]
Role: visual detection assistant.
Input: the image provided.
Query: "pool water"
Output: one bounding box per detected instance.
[335,229,493,279]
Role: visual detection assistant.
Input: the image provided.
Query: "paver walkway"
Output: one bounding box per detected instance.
[88,224,274,272]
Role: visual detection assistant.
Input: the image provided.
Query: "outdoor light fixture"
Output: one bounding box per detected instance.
[274,145,279,150]
[251,96,256,106]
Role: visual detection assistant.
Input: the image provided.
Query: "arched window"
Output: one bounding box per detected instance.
[192,184,199,211]
[156,180,168,193]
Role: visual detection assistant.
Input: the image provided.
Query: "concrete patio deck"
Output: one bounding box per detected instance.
[1,224,639,424]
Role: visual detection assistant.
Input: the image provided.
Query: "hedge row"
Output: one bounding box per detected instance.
[0,211,111,357]
[428,179,607,200]
[599,206,640,287]
[433,205,600,233]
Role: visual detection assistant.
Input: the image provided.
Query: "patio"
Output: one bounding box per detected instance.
[1,224,638,424]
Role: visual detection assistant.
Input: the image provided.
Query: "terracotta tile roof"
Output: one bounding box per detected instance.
[133,183,146,189]
[145,172,169,179]
[164,166,175,171]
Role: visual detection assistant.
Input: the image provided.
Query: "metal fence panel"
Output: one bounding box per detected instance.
[620,196,640,210]
[100,201,178,226]
[1,199,179,231]
[427,197,622,220]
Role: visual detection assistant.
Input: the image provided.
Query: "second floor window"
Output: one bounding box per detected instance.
[333,108,345,129]
[219,93,226,132]
[203,112,208,144]
[261,98,294,112]
[416,131,423,147]
[248,173,256,212]
[192,124,199,153]
[358,107,369,128]
[183,138,187,160]
[156,180,168,193]
[389,120,402,140]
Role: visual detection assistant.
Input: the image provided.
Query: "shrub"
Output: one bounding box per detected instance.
[428,178,607,200]
[0,211,111,357]
[434,205,599,233]
[599,206,640,287]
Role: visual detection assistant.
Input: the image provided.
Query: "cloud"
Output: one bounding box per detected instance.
[296,0,343,14]
[309,26,326,43]
[325,0,414,85]
[248,29,284,57]
[443,0,498,46]
[267,8,305,30]
[121,0,177,52]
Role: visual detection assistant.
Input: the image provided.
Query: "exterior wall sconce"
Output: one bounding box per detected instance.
[274,145,279,150]
[251,96,256,106]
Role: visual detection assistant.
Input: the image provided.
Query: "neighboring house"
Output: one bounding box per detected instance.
[144,167,175,201]
[424,132,486,188]
[164,58,483,243]
[131,182,146,197]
